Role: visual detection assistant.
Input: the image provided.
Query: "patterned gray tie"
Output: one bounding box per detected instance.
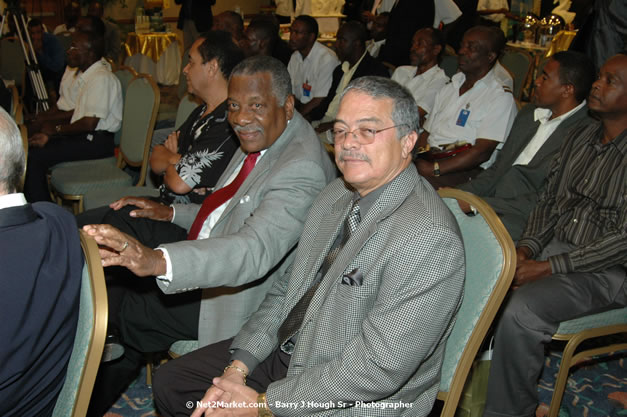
[277,200,361,352]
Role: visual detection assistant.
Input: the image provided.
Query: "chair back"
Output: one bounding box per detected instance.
[440,55,459,78]
[19,124,27,191]
[501,49,533,101]
[113,66,139,146]
[9,83,23,124]
[436,189,516,414]
[118,73,160,187]
[174,93,201,130]
[52,231,107,417]
[0,38,26,91]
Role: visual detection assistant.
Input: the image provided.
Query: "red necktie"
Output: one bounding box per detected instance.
[187,152,260,240]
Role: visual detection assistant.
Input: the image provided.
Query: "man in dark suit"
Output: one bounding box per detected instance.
[176,0,216,52]
[311,21,389,132]
[456,51,595,241]
[0,107,83,416]
[151,76,465,417]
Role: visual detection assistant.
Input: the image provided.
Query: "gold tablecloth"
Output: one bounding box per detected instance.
[124,32,179,62]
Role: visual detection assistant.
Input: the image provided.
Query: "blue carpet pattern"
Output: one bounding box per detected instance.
[105,350,626,417]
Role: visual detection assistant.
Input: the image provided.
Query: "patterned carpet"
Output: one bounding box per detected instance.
[104,348,626,417]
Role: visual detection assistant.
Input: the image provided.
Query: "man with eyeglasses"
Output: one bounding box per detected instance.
[152,76,465,417]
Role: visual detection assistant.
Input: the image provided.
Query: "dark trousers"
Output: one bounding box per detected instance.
[153,338,291,417]
[24,131,114,202]
[87,206,201,417]
[484,239,627,417]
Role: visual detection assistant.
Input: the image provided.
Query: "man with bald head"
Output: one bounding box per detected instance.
[484,53,627,417]
[416,25,517,188]
[152,76,464,417]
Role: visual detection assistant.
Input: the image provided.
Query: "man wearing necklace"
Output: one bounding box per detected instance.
[484,53,627,417]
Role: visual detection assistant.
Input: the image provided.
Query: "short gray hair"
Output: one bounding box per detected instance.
[340,76,419,139]
[0,107,24,194]
[229,55,292,106]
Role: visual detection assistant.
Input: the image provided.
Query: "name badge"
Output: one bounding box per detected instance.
[456,109,470,127]
[302,81,312,97]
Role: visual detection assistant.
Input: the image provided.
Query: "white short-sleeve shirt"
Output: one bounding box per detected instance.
[56,67,80,111]
[287,42,339,104]
[70,58,122,133]
[391,64,450,114]
[424,67,517,169]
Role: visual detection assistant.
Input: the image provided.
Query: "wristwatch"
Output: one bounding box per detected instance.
[55,124,62,134]
[433,161,441,177]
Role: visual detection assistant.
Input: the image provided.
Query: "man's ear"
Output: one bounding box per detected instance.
[284,94,295,120]
[204,58,219,77]
[401,130,418,159]
[561,83,575,98]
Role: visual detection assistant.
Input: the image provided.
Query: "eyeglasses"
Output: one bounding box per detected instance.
[327,124,407,145]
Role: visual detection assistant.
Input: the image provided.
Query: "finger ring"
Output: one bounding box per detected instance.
[120,241,129,252]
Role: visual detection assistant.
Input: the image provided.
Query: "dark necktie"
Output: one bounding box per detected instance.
[187,152,260,240]
[277,200,361,347]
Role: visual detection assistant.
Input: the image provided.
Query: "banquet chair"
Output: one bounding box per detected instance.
[501,49,533,101]
[19,124,27,190]
[51,231,107,417]
[113,66,139,146]
[435,188,516,416]
[50,73,160,213]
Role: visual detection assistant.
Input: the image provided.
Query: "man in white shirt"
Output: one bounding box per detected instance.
[287,15,339,119]
[24,30,122,202]
[415,25,517,188]
[457,51,595,241]
[392,27,449,127]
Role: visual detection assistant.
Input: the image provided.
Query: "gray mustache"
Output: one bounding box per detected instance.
[337,151,371,162]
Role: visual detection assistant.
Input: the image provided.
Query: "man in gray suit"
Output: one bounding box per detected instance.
[83,56,336,415]
[456,51,595,241]
[152,76,465,417]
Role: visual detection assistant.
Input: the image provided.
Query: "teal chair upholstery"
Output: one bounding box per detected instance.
[169,339,199,358]
[52,231,107,417]
[547,307,627,417]
[436,189,516,416]
[501,49,533,101]
[50,73,160,213]
[113,66,139,146]
[82,93,200,210]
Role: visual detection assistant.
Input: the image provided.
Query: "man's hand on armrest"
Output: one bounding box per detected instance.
[109,196,174,222]
[82,224,167,276]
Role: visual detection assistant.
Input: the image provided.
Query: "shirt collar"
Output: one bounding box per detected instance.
[451,66,497,89]
[534,100,586,124]
[0,193,27,209]
[414,63,440,79]
[78,58,108,81]
[342,50,368,72]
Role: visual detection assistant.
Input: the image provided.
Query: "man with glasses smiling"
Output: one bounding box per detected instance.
[152,76,464,417]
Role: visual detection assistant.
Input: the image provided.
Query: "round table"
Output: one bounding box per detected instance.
[124,32,181,85]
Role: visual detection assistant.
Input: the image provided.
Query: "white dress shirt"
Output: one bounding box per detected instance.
[424,67,517,169]
[0,193,27,209]
[513,100,586,166]
[70,58,122,133]
[391,64,450,114]
[287,42,339,104]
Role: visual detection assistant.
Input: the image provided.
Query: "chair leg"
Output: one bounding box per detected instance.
[547,339,580,417]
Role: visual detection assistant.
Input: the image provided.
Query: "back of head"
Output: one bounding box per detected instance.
[294,15,319,39]
[551,51,596,103]
[426,27,446,61]
[341,76,419,139]
[197,30,245,79]
[230,55,292,106]
[0,108,25,195]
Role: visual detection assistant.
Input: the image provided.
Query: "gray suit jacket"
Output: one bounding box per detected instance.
[157,112,337,347]
[232,165,465,416]
[459,103,591,241]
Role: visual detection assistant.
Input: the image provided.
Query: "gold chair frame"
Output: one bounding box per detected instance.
[436,189,516,416]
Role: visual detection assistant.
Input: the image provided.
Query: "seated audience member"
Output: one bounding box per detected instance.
[176,0,215,53]
[391,27,449,127]
[483,53,627,417]
[416,25,517,188]
[53,1,81,34]
[241,16,292,66]
[82,56,337,416]
[287,15,339,118]
[27,18,65,93]
[457,51,595,241]
[212,11,244,46]
[379,0,435,66]
[151,75,465,417]
[0,107,83,416]
[311,21,389,132]
[366,11,389,59]
[87,0,122,64]
[24,30,122,202]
